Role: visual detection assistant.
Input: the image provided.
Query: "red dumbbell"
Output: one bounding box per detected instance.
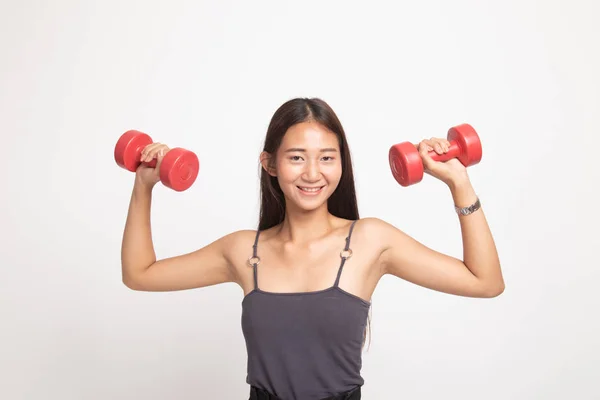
[114,130,200,192]
[388,123,482,187]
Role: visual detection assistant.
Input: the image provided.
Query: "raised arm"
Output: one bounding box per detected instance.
[120,142,238,292]
[121,182,241,291]
[373,138,504,298]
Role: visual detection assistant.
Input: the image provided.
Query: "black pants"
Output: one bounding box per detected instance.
[249,385,361,400]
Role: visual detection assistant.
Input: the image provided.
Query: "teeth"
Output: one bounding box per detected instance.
[299,187,322,192]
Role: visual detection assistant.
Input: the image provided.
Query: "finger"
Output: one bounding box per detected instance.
[433,138,451,153]
[155,147,168,170]
[418,140,434,153]
[143,143,168,162]
[428,138,445,155]
[427,141,443,154]
[418,142,435,169]
[438,139,449,153]
[149,145,168,160]
[141,143,160,162]
[419,141,432,165]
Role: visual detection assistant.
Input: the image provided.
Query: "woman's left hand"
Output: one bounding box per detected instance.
[417,138,470,187]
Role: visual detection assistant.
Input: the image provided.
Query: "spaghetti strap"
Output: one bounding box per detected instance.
[333,220,358,287]
[249,230,261,290]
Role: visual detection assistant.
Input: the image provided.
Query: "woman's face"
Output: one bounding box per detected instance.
[264,121,342,212]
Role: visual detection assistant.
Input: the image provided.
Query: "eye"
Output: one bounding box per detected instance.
[322,156,334,161]
[289,155,303,161]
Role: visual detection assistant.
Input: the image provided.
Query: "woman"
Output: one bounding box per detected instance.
[120,98,504,400]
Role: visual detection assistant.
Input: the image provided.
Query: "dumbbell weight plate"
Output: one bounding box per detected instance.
[448,124,482,167]
[114,130,154,172]
[159,148,200,192]
[388,142,424,187]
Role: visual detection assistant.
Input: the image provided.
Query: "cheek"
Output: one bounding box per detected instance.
[322,165,342,185]
[275,162,300,182]
[327,161,343,176]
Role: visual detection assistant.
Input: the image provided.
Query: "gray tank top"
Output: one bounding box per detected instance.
[241,220,371,399]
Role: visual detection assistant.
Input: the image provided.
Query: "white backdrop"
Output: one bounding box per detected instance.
[1,1,599,399]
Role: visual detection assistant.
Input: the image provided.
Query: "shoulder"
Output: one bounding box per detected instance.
[221,229,259,250]
[353,217,409,253]
[355,217,400,239]
[214,229,261,276]
[201,229,258,262]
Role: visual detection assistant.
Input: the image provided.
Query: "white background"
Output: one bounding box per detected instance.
[1,0,599,399]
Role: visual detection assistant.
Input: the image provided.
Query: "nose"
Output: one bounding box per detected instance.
[302,159,321,181]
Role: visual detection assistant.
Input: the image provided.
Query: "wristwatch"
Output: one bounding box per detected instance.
[455,197,481,216]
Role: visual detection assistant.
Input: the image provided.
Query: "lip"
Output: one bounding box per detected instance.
[296,185,325,196]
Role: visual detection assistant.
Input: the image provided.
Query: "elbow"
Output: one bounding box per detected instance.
[121,261,155,291]
[483,282,505,298]
[122,271,146,291]
[123,278,143,291]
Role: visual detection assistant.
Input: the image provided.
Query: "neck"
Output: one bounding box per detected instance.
[276,203,335,245]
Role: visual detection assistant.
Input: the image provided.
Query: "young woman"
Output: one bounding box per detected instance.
[120,98,504,400]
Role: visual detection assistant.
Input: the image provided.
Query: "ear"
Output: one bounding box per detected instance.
[260,151,277,177]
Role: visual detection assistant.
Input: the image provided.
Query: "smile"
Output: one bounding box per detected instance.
[297,186,325,195]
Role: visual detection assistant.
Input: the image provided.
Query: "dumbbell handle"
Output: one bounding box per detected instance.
[415,140,462,163]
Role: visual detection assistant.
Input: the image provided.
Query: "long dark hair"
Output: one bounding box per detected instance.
[257,97,371,349]
[258,97,359,230]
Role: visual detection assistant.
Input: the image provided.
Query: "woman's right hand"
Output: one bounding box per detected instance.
[134,142,171,189]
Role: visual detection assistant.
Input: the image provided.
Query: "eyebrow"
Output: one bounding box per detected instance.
[284,148,338,153]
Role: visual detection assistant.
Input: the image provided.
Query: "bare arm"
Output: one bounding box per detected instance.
[372,178,504,298]
[121,182,237,291]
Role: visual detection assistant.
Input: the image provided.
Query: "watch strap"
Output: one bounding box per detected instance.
[455,197,481,216]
